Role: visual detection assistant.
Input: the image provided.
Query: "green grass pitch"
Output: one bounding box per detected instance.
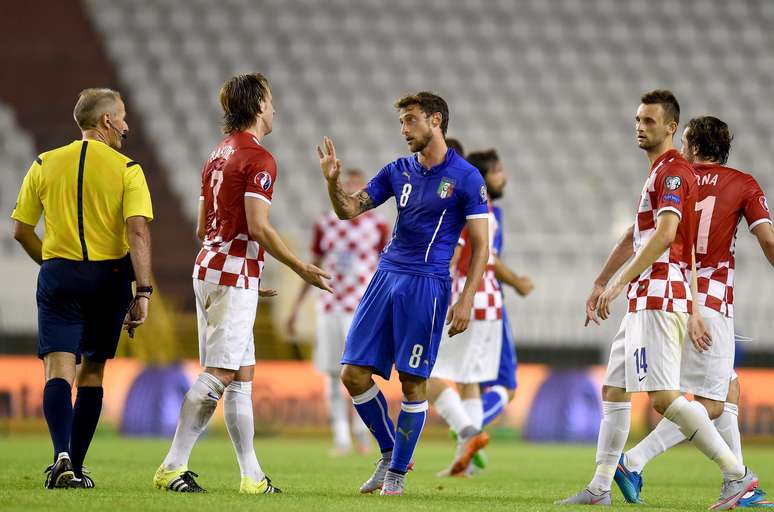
[1,433,772,511]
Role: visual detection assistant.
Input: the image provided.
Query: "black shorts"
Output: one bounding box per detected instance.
[36,256,134,363]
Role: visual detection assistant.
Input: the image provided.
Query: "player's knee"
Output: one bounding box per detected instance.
[340,365,371,395]
[602,385,628,402]
[77,358,105,387]
[398,373,427,401]
[506,389,516,403]
[648,391,679,415]
[206,367,236,387]
[696,397,724,419]
[726,378,740,405]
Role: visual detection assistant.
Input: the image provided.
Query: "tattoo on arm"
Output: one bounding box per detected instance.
[354,189,374,215]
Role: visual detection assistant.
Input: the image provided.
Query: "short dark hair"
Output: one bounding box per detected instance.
[466,149,499,179]
[219,73,271,134]
[394,91,449,136]
[685,116,733,165]
[445,137,464,157]
[640,89,680,124]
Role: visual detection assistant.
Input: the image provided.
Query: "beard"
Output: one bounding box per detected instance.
[488,187,503,200]
[408,131,432,153]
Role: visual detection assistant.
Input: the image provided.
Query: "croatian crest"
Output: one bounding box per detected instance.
[437,177,455,199]
[664,175,682,191]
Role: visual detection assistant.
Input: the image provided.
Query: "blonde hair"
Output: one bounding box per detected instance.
[73,88,122,130]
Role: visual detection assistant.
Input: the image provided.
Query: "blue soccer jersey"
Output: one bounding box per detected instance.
[366,148,489,279]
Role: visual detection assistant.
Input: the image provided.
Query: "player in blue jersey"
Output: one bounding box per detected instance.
[317,92,490,496]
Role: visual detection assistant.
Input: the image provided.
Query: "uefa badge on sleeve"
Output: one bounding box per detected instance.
[665,175,682,190]
[761,196,769,212]
[437,177,455,199]
[255,171,273,191]
[480,185,487,202]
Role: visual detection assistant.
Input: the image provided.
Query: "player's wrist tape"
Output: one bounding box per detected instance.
[136,285,153,295]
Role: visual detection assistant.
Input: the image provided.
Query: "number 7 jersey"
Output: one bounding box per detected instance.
[193,131,277,289]
[691,162,771,317]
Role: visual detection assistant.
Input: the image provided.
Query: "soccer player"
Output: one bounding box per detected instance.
[154,73,332,494]
[317,91,490,495]
[615,116,774,507]
[11,88,153,489]
[429,148,532,476]
[286,168,390,456]
[557,90,758,510]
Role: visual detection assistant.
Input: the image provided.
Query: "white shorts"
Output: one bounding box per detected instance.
[193,279,258,371]
[431,319,502,383]
[315,310,354,374]
[603,310,687,393]
[680,306,735,401]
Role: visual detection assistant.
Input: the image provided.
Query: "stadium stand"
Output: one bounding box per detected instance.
[7,0,771,352]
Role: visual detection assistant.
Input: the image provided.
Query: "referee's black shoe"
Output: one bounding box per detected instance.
[44,454,75,489]
[69,467,95,489]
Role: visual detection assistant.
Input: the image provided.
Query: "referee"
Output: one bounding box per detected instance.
[11,88,153,489]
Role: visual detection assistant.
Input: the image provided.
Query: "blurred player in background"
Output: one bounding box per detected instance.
[12,88,153,489]
[558,90,758,509]
[317,91,490,495]
[154,73,331,495]
[616,116,774,507]
[287,168,390,456]
[429,148,533,477]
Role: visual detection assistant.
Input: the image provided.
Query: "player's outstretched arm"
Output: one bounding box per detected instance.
[596,212,680,320]
[245,197,333,293]
[494,256,534,297]
[318,137,375,219]
[752,222,774,268]
[446,217,488,337]
[585,225,634,326]
[12,220,42,265]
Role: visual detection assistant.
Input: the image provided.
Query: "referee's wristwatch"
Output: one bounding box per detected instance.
[136,285,153,297]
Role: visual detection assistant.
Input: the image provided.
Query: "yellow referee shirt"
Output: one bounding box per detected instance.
[11,139,154,261]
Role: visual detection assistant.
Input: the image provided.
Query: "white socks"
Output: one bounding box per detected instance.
[462,397,484,430]
[589,401,631,494]
[327,373,352,449]
[625,418,685,472]
[163,372,224,470]
[433,387,474,434]
[224,380,264,482]
[714,403,743,465]
[663,396,744,480]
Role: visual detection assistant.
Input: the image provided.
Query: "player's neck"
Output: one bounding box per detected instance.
[244,124,266,142]
[646,140,675,166]
[82,129,117,150]
[417,137,448,169]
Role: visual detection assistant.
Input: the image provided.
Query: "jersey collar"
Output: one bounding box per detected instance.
[650,148,681,172]
[411,148,454,176]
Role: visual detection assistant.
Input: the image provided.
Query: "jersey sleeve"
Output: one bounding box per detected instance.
[11,158,44,226]
[653,165,691,220]
[311,219,324,257]
[245,153,277,205]
[492,206,504,256]
[460,170,489,219]
[123,162,154,221]
[364,164,394,208]
[742,176,772,231]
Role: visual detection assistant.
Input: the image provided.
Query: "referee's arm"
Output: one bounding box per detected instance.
[13,221,43,265]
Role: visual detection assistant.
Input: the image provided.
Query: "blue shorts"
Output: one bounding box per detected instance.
[342,270,450,379]
[37,257,134,364]
[481,306,518,390]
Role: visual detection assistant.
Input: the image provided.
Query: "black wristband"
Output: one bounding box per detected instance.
[136,285,153,295]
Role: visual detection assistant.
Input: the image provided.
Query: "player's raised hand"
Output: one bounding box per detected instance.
[688,313,712,352]
[317,136,342,182]
[595,281,626,321]
[297,262,334,294]
[584,282,606,326]
[446,297,473,337]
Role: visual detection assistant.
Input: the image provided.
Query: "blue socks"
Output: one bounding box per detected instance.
[481,385,510,427]
[351,384,395,454]
[70,386,103,477]
[43,378,73,459]
[390,400,428,474]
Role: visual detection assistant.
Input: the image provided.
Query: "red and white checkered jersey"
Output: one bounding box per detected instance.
[628,149,698,313]
[452,204,502,321]
[192,131,276,290]
[689,163,771,317]
[311,211,390,313]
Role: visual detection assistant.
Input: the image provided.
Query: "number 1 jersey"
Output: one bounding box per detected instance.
[691,163,771,317]
[193,131,277,289]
